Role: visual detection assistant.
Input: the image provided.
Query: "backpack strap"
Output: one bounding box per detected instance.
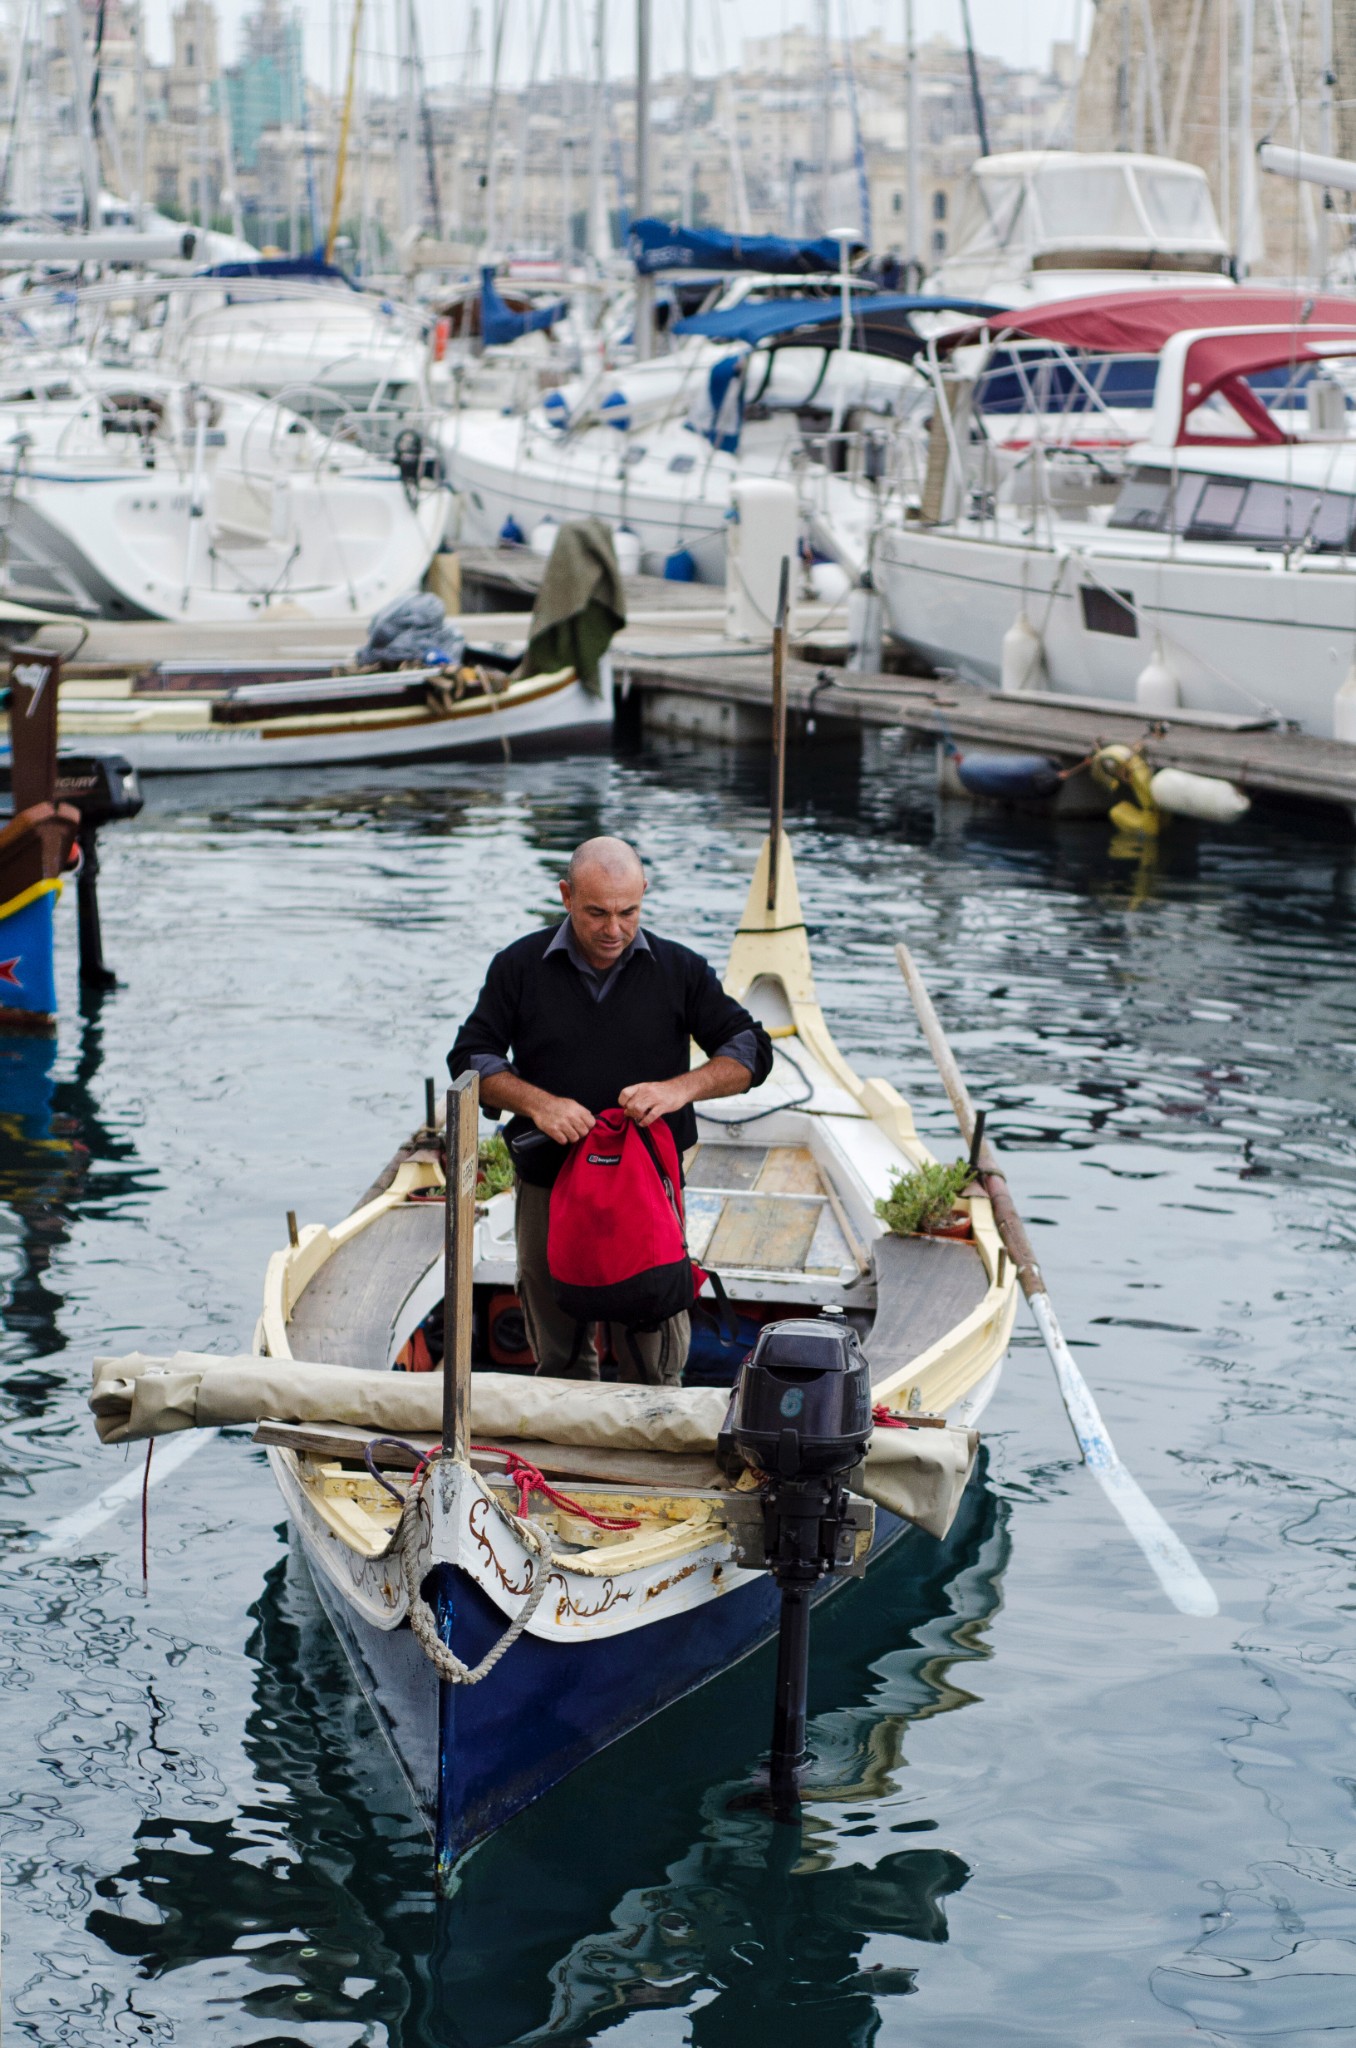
[704,1267,737,1345]
[634,1121,681,1221]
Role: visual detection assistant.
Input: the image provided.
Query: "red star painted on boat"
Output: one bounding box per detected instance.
[0,960,21,987]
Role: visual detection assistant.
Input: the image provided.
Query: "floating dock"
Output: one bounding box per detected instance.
[612,647,1356,826]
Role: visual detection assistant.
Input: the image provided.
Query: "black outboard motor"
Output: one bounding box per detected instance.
[54,753,142,988]
[720,1309,874,1812]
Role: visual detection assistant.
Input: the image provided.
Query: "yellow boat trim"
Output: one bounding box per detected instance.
[0,876,63,922]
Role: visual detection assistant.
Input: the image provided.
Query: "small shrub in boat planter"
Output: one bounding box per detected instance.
[875,1159,974,1238]
[476,1135,514,1200]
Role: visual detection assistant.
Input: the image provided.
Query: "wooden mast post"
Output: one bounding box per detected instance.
[766,554,790,912]
[442,1070,478,1461]
[436,1068,479,1893]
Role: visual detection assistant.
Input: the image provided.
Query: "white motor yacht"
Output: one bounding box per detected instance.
[924,151,1235,311]
[875,315,1356,738]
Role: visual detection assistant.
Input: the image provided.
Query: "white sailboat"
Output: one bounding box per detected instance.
[0,364,446,623]
[874,314,1356,738]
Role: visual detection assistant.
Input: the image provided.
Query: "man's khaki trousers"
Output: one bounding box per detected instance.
[513,1180,688,1385]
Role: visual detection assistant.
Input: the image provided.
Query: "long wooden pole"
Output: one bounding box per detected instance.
[766,554,791,913]
[443,1072,479,1462]
[894,941,1218,1619]
[325,0,364,264]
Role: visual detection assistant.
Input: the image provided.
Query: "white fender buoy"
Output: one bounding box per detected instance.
[808,560,852,605]
[1148,767,1250,825]
[529,517,560,557]
[611,526,642,576]
[1135,639,1181,712]
[1333,659,1356,744]
[1000,609,1044,694]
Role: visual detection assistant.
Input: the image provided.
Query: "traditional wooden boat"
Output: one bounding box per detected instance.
[25,647,610,776]
[222,820,1016,1884]
[0,646,80,1024]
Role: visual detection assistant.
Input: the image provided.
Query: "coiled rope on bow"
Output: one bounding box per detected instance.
[396,1452,555,1687]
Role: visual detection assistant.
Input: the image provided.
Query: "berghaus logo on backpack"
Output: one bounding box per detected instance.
[547,1108,697,1330]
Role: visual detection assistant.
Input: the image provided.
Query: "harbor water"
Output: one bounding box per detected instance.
[3,730,1354,2046]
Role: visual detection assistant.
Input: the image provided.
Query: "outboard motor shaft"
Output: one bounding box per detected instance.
[54,753,142,987]
[720,1308,874,1812]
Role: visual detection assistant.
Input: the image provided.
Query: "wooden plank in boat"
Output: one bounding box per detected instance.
[705,1193,823,1272]
[254,1419,722,1491]
[803,1202,852,1275]
[756,1145,823,1195]
[684,1190,723,1264]
[866,1232,991,1383]
[688,1143,765,1190]
[285,1203,445,1369]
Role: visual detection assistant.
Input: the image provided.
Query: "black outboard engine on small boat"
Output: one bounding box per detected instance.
[719,1309,873,1813]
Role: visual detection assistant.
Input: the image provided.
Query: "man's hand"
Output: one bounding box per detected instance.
[530,1095,596,1145]
[620,1060,750,1126]
[618,1078,690,1128]
[478,1069,597,1146]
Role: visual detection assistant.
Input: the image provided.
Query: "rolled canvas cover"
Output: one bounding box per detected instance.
[88,1353,979,1541]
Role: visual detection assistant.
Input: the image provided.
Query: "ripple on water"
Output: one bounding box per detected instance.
[1,738,1355,2045]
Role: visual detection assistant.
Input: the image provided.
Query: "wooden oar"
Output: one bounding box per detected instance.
[894,941,1218,1619]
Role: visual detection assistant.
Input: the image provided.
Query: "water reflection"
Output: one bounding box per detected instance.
[0,998,145,1397]
[80,1457,1006,2046]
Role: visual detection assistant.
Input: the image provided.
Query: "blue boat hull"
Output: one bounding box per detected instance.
[305,1500,918,1886]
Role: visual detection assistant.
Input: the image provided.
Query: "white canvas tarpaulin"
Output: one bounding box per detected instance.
[89,1352,979,1540]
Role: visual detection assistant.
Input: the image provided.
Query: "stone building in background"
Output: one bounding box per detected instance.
[1075,0,1356,278]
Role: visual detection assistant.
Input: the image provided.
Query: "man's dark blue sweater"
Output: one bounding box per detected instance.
[449,923,774,1186]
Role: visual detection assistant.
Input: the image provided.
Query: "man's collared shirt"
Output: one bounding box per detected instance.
[465,920,758,1084]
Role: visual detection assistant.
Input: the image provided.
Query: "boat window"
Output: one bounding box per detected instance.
[1231,481,1322,545]
[1227,479,1355,550]
[950,175,1025,256]
[1080,585,1138,636]
[1135,167,1220,241]
[1190,479,1247,532]
[1034,164,1142,241]
[668,452,696,473]
[1168,473,1205,529]
[1109,466,1172,529]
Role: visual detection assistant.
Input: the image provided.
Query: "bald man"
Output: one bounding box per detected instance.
[450,836,773,1383]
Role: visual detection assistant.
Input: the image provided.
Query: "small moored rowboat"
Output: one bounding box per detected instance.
[254,826,1014,1877]
[90,828,1017,1886]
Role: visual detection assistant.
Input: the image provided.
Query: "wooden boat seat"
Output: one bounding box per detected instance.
[865,1232,991,1385]
[684,1141,854,1276]
[286,1203,445,1370]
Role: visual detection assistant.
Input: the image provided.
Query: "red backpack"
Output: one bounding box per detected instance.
[547,1109,706,1332]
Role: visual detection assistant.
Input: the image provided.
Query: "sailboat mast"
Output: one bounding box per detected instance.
[1235,0,1254,273]
[817,0,832,229]
[484,0,510,254]
[1319,0,1335,277]
[587,0,608,274]
[958,0,989,157]
[59,0,102,227]
[904,0,919,278]
[324,0,364,262]
[134,0,146,225]
[634,0,654,357]
[680,0,693,228]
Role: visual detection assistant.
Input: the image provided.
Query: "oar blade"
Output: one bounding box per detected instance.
[1094,1458,1220,1618]
[1030,1292,1217,1618]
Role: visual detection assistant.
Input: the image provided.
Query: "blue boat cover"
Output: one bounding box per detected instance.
[628,218,865,276]
[672,293,1008,360]
[481,267,568,348]
[197,254,359,289]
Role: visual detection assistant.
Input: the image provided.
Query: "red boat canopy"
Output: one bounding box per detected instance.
[944,287,1356,355]
[1165,324,1356,444]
